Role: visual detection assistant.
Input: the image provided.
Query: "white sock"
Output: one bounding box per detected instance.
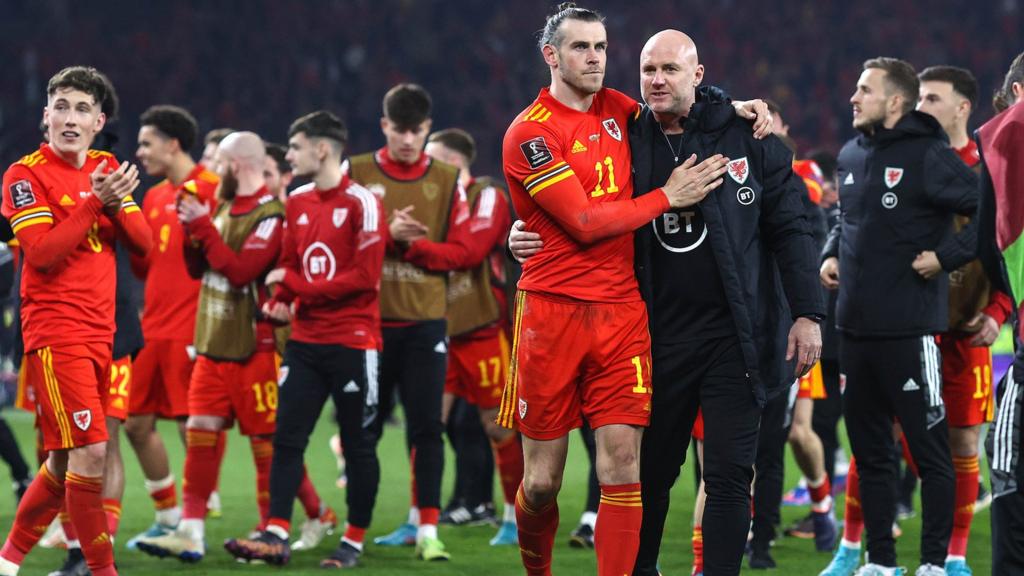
[840,538,861,550]
[580,511,597,528]
[156,506,182,527]
[144,474,175,493]
[179,518,205,542]
[946,554,965,563]
[342,537,364,552]
[0,555,21,575]
[65,540,81,549]
[266,524,289,540]
[503,502,516,523]
[417,523,438,542]
[407,507,420,526]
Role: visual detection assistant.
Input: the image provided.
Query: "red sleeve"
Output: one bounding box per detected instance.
[2,166,106,272]
[280,196,384,306]
[111,194,152,256]
[269,216,300,304]
[182,235,208,279]
[404,185,510,272]
[503,123,669,244]
[983,289,1014,326]
[185,214,283,288]
[130,190,156,279]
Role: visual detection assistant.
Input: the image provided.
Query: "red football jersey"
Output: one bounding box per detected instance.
[1,144,143,351]
[792,159,825,205]
[955,140,981,169]
[136,164,218,340]
[502,87,649,303]
[274,175,385,350]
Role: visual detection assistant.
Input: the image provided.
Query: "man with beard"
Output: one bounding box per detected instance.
[223,111,384,569]
[499,5,766,573]
[126,104,219,549]
[978,50,1024,573]
[820,57,977,576]
[133,132,285,563]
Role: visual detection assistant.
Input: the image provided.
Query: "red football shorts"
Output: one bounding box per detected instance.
[24,343,112,451]
[15,360,36,414]
[797,362,826,400]
[104,356,132,421]
[497,291,653,440]
[691,409,704,441]
[446,329,510,410]
[189,351,279,436]
[130,338,194,418]
[939,334,994,427]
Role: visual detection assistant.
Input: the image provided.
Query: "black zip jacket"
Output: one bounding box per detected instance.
[823,111,978,338]
[631,87,824,402]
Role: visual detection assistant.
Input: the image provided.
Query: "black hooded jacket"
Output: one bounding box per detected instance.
[631,87,824,402]
[823,111,978,338]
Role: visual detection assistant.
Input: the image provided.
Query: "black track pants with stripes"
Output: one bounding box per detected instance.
[840,333,954,567]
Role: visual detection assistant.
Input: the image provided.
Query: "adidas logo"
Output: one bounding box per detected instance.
[59,194,75,206]
[844,173,854,185]
[902,378,920,392]
[297,213,309,225]
[571,139,588,154]
[342,380,360,393]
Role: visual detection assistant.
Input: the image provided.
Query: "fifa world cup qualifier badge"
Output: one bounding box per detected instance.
[520,137,554,169]
[9,179,36,208]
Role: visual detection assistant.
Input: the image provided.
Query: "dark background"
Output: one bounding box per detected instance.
[1,0,1020,180]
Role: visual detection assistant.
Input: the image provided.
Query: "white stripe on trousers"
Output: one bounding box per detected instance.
[994,368,1018,472]
[920,336,942,407]
[364,349,379,407]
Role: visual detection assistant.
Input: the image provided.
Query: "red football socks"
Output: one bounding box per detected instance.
[842,458,863,544]
[409,446,418,509]
[948,455,980,557]
[147,476,177,512]
[103,499,122,538]
[419,506,440,528]
[296,465,322,519]
[515,484,558,576]
[250,437,274,526]
[0,464,65,564]
[66,472,115,575]
[595,483,643,576]
[493,434,525,507]
[692,524,704,574]
[808,474,833,513]
[183,428,222,520]
[343,524,367,547]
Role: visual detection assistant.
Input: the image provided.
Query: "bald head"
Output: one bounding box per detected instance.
[217,131,266,169]
[640,29,704,123]
[642,30,699,66]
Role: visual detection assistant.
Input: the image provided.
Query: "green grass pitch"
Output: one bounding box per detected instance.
[0,410,993,574]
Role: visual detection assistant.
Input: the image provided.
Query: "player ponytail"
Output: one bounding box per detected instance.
[537,3,604,50]
[993,52,1024,113]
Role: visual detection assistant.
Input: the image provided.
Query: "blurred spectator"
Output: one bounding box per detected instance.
[0,0,1020,181]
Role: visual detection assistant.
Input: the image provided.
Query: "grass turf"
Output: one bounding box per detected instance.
[0,409,993,575]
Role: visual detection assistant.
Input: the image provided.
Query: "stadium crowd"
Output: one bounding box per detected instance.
[0,2,1021,576]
